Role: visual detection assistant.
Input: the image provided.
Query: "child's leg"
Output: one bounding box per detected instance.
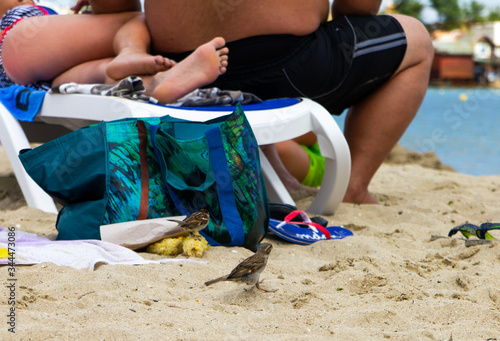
[276,133,325,188]
[1,11,137,85]
[52,58,114,86]
[261,143,319,200]
[276,140,311,183]
[140,37,228,104]
[106,13,176,81]
[293,132,318,147]
[55,37,228,101]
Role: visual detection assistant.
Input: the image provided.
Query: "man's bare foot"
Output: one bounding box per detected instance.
[147,37,229,104]
[106,50,176,81]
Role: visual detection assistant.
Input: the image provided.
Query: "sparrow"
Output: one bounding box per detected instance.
[204,242,277,292]
[167,209,210,237]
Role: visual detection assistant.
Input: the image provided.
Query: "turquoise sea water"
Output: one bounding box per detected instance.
[334,87,500,176]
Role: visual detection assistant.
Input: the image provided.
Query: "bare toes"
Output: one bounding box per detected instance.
[211,37,226,49]
[218,47,229,56]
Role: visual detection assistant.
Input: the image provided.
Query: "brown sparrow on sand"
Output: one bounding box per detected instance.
[167,209,210,236]
[204,243,277,292]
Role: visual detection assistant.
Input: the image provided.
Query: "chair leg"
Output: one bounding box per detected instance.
[306,101,351,215]
[0,103,58,214]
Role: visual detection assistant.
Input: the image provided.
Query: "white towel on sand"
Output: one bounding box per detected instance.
[0,227,204,271]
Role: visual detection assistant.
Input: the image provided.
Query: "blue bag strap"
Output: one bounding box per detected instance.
[148,123,245,246]
[149,124,189,214]
[204,126,245,246]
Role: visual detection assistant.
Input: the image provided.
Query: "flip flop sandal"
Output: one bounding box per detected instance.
[269,203,328,227]
[268,203,353,245]
[448,223,480,239]
[448,222,499,240]
[476,222,500,240]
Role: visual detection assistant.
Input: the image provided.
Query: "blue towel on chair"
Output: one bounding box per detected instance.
[0,86,46,122]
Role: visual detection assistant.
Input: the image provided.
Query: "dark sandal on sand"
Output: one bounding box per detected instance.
[448,222,499,240]
[476,223,500,240]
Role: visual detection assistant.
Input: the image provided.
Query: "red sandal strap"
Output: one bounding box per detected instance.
[284,210,331,240]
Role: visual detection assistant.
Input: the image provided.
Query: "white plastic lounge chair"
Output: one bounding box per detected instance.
[0,92,350,215]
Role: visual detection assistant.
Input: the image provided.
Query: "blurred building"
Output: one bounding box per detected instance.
[431,22,500,85]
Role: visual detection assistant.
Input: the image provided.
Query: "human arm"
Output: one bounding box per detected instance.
[331,0,382,18]
[89,0,141,14]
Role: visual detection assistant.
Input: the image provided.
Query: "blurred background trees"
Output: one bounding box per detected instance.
[388,0,500,29]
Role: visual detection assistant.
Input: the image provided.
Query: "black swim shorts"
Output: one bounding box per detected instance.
[165,15,407,115]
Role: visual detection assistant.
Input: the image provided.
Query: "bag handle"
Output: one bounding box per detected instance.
[149,123,246,246]
[203,126,245,245]
[149,124,215,191]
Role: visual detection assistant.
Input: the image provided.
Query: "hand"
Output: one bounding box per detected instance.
[71,0,90,14]
[205,243,277,292]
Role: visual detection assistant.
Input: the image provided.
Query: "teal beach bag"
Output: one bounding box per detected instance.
[19,105,269,250]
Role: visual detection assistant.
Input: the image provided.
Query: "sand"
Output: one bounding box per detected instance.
[0,145,499,340]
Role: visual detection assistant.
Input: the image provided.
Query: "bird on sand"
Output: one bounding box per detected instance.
[204,242,277,292]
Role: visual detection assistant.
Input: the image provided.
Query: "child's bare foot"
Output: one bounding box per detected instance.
[106,50,176,81]
[147,37,229,104]
[342,188,379,205]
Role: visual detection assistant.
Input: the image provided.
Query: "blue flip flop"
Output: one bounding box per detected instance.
[268,204,353,245]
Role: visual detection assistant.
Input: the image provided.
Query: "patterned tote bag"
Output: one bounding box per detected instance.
[19,104,268,250]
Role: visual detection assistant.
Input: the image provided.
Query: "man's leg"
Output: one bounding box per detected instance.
[342,14,434,204]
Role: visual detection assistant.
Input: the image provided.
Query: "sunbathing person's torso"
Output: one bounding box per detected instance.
[145,0,329,53]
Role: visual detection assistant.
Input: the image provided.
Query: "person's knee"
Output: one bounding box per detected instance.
[1,16,50,85]
[400,15,432,54]
[412,18,434,63]
[275,141,297,158]
[391,14,434,69]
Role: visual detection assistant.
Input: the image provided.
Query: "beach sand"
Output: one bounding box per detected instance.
[0,145,499,340]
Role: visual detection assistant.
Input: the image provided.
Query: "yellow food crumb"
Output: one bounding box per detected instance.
[182,234,209,257]
[147,233,209,257]
[0,248,10,259]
